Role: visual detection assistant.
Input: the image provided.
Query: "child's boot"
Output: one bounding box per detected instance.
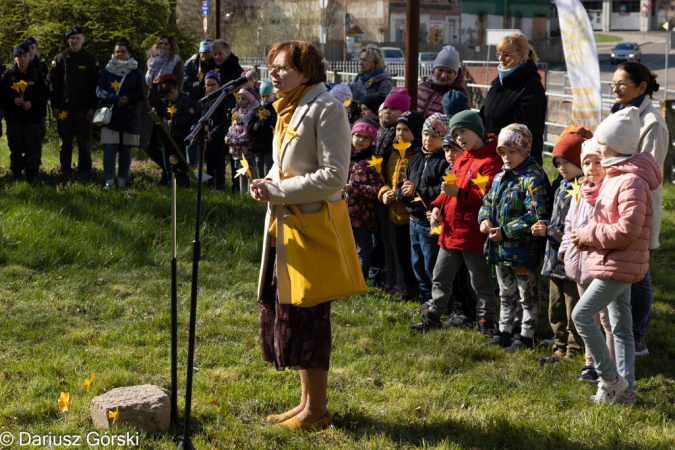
[484,330,512,348]
[410,310,442,332]
[506,336,534,352]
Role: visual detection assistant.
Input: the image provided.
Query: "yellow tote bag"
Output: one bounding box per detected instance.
[282,199,367,307]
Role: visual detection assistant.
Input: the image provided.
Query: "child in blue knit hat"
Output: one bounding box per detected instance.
[247,80,276,179]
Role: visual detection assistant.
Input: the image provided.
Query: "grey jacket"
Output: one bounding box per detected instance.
[349,70,394,102]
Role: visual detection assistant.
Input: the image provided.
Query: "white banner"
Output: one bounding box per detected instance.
[555,0,602,130]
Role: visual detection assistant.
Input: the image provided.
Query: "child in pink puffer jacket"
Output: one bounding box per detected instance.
[559,139,614,384]
[570,107,662,405]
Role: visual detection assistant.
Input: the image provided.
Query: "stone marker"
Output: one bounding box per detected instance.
[91,384,171,433]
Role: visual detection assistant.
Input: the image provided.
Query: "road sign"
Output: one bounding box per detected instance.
[202,1,209,16]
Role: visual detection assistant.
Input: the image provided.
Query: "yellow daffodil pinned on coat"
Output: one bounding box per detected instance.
[58,110,69,121]
[392,139,411,159]
[256,109,267,121]
[110,80,121,92]
[167,106,178,119]
[284,126,298,146]
[198,72,205,82]
[528,183,541,221]
[84,374,96,393]
[108,406,119,424]
[471,172,490,195]
[58,392,72,412]
[343,98,351,108]
[11,80,29,98]
[565,178,581,205]
[234,154,252,180]
[367,155,383,173]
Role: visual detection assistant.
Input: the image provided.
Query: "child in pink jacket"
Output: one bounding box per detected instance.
[570,107,662,405]
[559,139,614,384]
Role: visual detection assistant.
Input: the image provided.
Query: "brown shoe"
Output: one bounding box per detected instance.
[278,412,332,431]
[266,409,298,424]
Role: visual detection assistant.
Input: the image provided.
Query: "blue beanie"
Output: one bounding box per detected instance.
[441,90,469,119]
[66,26,84,38]
[199,41,211,53]
[260,80,273,94]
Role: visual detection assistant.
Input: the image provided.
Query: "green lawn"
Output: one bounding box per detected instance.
[594,33,623,43]
[0,132,674,449]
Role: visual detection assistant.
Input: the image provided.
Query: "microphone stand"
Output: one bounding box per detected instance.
[174,86,230,450]
[169,155,179,429]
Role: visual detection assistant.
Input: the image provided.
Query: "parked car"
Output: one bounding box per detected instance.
[380,47,405,63]
[419,52,437,70]
[610,42,642,64]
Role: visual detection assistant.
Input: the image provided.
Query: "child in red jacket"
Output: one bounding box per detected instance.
[410,110,502,333]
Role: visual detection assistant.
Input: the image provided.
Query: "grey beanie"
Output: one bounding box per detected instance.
[433,45,460,73]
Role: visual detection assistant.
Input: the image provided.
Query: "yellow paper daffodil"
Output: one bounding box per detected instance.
[565,179,581,205]
[11,80,29,96]
[442,172,458,185]
[58,111,69,121]
[167,106,178,119]
[198,72,205,82]
[231,113,239,122]
[110,80,121,92]
[471,172,490,195]
[234,154,252,180]
[528,183,540,220]
[284,126,298,146]
[58,392,72,412]
[343,98,352,108]
[84,374,96,393]
[257,109,267,121]
[367,155,383,173]
[108,406,119,424]
[214,68,220,72]
[233,92,239,104]
[430,225,442,235]
[392,139,411,159]
[412,193,428,209]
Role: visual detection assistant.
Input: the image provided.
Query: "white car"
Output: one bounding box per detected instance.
[380,47,405,63]
[610,42,642,64]
[419,52,437,69]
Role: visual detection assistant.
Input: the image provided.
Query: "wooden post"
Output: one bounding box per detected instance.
[405,0,420,110]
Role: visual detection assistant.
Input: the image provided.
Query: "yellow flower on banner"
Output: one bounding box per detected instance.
[108,406,119,424]
[58,111,69,121]
[412,193,428,209]
[367,155,383,173]
[471,172,490,195]
[58,392,72,412]
[84,374,96,393]
[430,225,442,235]
[198,72,205,82]
[392,139,411,159]
[257,109,266,121]
[110,80,121,92]
[10,80,29,96]
[234,154,252,180]
[167,106,178,119]
[565,179,581,205]
[442,172,458,185]
[343,98,351,108]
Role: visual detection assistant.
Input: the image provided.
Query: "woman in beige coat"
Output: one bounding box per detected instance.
[250,40,351,431]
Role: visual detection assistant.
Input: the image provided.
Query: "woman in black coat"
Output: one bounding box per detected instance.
[479,34,547,164]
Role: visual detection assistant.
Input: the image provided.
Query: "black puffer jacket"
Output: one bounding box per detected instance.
[396,148,449,225]
[479,60,547,164]
[373,124,397,184]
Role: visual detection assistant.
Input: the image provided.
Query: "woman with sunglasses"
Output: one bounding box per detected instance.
[479,33,547,165]
[609,61,668,358]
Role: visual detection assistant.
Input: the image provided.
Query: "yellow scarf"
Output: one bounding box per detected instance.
[273,83,315,159]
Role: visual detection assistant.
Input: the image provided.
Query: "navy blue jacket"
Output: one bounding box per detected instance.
[247,101,277,155]
[96,68,145,135]
[162,92,198,142]
[396,147,449,225]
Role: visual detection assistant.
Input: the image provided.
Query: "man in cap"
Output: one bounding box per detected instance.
[49,26,99,178]
[23,37,50,140]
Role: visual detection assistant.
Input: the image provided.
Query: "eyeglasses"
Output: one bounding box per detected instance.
[495,51,520,59]
[609,81,635,90]
[352,134,371,141]
[268,65,289,74]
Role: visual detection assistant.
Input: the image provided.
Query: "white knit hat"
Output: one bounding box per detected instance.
[433,45,460,73]
[580,138,601,163]
[593,107,641,155]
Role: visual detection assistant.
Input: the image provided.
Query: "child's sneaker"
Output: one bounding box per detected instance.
[614,392,637,406]
[446,310,471,327]
[505,336,534,352]
[483,330,512,348]
[590,375,629,404]
[635,340,649,357]
[477,318,495,338]
[105,179,114,190]
[578,366,600,384]
[410,310,442,332]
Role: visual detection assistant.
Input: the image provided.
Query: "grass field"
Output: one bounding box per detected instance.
[0,131,674,449]
[594,34,624,43]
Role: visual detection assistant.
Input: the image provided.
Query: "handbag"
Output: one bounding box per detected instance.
[93,73,127,127]
[282,199,367,307]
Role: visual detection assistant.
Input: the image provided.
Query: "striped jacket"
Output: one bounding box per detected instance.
[541,177,580,280]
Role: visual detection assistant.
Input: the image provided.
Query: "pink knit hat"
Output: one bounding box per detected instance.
[238,88,256,105]
[352,121,377,142]
[382,87,411,113]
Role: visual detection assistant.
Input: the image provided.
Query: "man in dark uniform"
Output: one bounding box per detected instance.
[23,37,50,141]
[49,26,99,178]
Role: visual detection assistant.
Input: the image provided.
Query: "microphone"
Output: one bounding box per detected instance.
[200,70,258,102]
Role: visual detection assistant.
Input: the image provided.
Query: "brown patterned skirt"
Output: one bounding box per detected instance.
[257,248,332,370]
